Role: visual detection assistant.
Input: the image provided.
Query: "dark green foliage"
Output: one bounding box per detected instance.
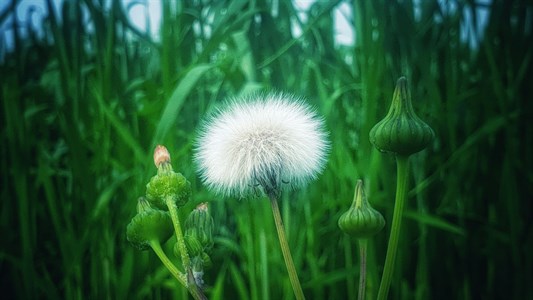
[1,0,532,299]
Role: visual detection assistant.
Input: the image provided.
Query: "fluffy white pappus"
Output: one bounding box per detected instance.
[194,93,329,198]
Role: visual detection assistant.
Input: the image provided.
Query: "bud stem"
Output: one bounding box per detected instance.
[357,239,368,300]
[166,196,191,267]
[377,155,409,300]
[165,196,206,300]
[149,240,187,287]
[269,195,305,300]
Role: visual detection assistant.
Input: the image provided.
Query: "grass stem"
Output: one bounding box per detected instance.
[269,195,305,300]
[377,155,410,300]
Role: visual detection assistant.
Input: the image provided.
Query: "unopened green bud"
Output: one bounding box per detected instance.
[338,180,385,238]
[146,146,191,209]
[184,203,214,257]
[146,171,191,209]
[126,209,174,251]
[369,77,434,156]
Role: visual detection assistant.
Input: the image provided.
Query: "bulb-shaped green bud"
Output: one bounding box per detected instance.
[339,180,385,238]
[146,145,192,209]
[126,204,174,250]
[184,202,214,257]
[369,77,434,156]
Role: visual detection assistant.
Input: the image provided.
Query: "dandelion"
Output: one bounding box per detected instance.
[194,92,329,300]
[195,93,329,198]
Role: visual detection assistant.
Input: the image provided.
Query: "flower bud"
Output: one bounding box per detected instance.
[126,209,174,250]
[184,203,214,257]
[338,180,385,238]
[146,144,191,209]
[154,145,171,167]
[369,77,434,156]
[146,171,192,209]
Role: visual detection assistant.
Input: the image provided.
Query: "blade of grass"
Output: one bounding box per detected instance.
[151,64,214,145]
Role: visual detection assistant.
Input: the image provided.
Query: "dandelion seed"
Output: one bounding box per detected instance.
[195,93,329,197]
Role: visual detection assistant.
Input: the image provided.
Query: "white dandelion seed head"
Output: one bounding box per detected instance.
[194,93,329,198]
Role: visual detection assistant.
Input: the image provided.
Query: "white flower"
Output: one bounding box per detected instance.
[195,93,329,197]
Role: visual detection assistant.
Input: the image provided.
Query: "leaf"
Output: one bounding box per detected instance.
[404,210,466,236]
[152,64,214,145]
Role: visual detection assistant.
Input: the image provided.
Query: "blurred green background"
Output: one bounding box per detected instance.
[1,0,532,299]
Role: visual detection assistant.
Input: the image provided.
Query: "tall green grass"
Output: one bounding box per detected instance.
[1,0,532,299]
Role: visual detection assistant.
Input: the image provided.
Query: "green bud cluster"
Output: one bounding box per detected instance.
[369,77,434,156]
[183,203,214,261]
[127,145,213,298]
[338,180,385,239]
[127,146,193,252]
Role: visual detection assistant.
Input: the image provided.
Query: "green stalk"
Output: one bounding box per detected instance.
[269,195,305,300]
[358,239,368,300]
[377,155,409,300]
[344,238,356,300]
[165,197,207,300]
[165,197,190,268]
[149,240,187,287]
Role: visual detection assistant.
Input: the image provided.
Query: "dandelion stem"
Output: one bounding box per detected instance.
[165,196,207,300]
[149,240,187,287]
[269,194,305,300]
[358,239,368,300]
[377,155,409,300]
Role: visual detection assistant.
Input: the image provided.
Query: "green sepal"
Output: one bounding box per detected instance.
[338,205,386,238]
[200,252,212,268]
[185,234,204,257]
